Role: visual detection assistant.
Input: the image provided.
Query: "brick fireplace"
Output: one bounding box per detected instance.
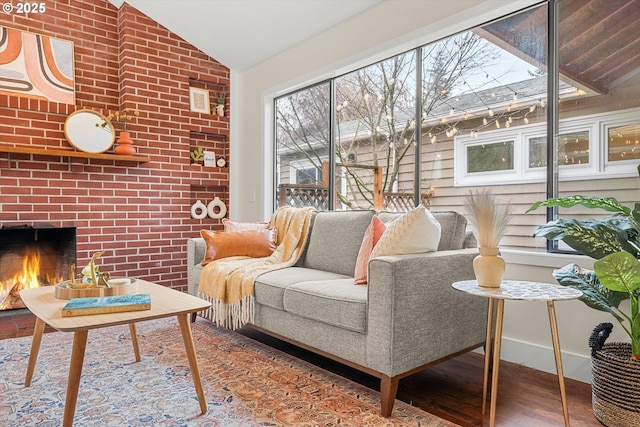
[0,0,230,295]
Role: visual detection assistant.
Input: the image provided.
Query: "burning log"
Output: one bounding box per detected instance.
[0,282,27,310]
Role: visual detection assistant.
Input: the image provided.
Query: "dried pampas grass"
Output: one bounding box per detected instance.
[465,190,511,248]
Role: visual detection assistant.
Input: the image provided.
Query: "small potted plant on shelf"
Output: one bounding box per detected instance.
[215,92,226,117]
[190,147,204,165]
[528,195,640,426]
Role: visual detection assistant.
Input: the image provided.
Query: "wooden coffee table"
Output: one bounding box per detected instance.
[20,279,211,427]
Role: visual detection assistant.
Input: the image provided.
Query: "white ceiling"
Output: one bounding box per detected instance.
[108,0,384,72]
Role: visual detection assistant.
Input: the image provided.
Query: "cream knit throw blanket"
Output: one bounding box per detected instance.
[198,206,315,330]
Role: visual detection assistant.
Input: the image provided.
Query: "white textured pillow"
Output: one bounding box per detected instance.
[370,205,441,257]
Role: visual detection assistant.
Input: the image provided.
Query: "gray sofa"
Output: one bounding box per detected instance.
[187,209,488,417]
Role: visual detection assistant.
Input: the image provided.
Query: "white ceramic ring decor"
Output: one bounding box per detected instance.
[190,200,207,219]
[207,197,227,219]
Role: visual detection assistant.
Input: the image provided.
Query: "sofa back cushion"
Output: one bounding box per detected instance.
[377,210,469,251]
[302,210,375,276]
[432,211,469,251]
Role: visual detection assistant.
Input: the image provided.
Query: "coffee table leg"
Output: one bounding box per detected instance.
[177,313,207,415]
[63,330,88,427]
[129,323,141,362]
[25,317,46,387]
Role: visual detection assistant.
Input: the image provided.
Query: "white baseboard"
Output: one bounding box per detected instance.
[475,337,593,384]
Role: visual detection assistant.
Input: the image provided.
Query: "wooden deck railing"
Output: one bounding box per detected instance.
[278,184,433,212]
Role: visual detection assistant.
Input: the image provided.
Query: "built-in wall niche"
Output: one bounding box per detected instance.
[188,77,227,118]
[189,131,228,168]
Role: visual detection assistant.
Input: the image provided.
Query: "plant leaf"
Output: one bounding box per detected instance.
[534,219,625,259]
[552,264,627,318]
[632,202,640,226]
[594,252,640,294]
[527,195,631,215]
[632,310,640,358]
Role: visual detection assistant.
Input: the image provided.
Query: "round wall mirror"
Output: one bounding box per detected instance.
[64,110,115,154]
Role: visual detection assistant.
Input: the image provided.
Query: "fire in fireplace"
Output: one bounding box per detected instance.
[0,226,76,310]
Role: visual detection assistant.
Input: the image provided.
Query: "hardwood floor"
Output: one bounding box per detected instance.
[1,310,600,426]
[238,328,601,427]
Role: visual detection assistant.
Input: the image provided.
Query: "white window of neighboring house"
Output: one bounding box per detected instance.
[454,108,640,186]
[290,163,322,185]
[603,110,640,176]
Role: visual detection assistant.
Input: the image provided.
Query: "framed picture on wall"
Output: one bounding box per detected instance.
[189,87,210,114]
[0,26,75,104]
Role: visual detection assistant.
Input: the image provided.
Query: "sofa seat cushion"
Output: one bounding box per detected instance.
[283,279,368,334]
[255,267,351,311]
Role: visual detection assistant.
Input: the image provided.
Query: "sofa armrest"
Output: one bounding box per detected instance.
[186,237,206,296]
[366,248,488,376]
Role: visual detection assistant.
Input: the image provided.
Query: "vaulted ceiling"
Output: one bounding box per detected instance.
[110,0,639,95]
[109,0,383,72]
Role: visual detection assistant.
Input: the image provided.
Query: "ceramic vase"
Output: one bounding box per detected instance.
[216,104,224,117]
[473,247,505,288]
[114,131,136,155]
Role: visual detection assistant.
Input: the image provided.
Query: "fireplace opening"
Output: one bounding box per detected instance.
[0,226,76,310]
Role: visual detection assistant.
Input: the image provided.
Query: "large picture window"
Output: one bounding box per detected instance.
[274,0,640,251]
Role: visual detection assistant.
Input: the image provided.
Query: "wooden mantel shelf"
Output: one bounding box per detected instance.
[0,145,151,163]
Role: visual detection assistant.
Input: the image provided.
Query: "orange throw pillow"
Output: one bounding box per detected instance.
[200,228,277,266]
[354,216,386,284]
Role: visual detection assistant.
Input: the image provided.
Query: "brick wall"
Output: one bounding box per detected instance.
[0,0,229,292]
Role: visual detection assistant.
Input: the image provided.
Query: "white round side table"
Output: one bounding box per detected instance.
[452,280,582,427]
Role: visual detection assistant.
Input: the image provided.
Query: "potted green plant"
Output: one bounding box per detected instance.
[528,195,640,426]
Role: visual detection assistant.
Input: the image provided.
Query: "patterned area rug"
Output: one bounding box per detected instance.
[0,317,457,426]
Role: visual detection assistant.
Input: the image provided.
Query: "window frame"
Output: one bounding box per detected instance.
[453,108,640,186]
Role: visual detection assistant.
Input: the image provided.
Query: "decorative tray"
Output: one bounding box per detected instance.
[54,278,138,300]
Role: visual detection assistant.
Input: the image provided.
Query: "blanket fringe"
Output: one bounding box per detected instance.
[198,292,254,330]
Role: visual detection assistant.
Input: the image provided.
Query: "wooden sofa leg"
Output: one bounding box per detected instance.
[380,375,399,417]
[190,312,197,323]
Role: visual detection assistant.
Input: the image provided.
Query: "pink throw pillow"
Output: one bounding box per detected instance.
[222,218,270,232]
[354,216,386,284]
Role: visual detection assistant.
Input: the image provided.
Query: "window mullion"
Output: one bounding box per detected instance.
[329,79,337,210]
[414,46,423,207]
[546,0,559,222]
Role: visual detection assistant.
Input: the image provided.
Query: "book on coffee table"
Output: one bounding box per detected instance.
[61,293,151,317]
